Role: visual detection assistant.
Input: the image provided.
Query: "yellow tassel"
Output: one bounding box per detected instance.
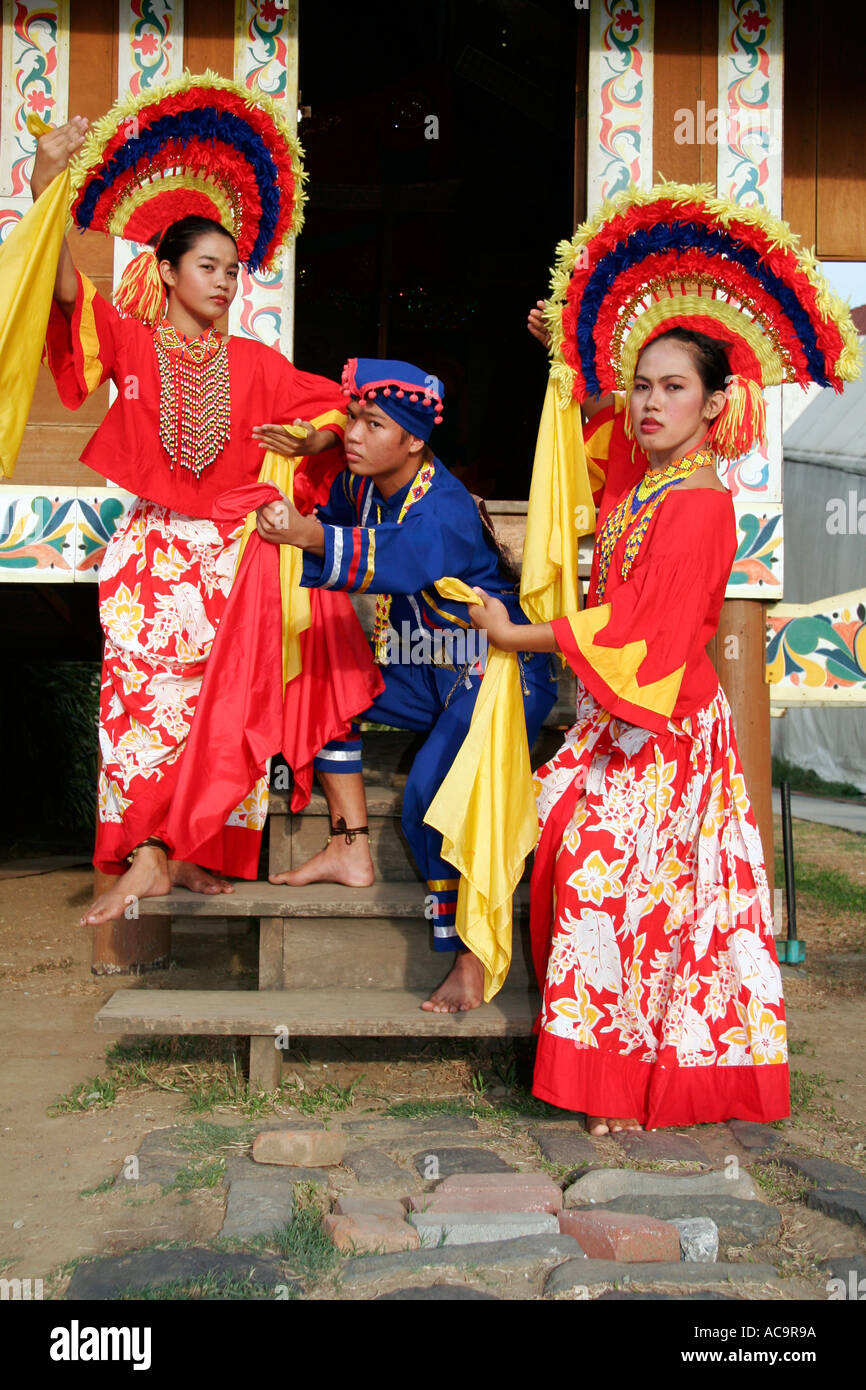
[710,375,767,461]
[623,396,635,440]
[113,249,166,327]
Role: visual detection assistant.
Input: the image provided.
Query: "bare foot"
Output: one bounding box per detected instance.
[586,1116,643,1135]
[269,836,374,888]
[421,951,485,1013]
[586,1116,610,1136]
[80,847,171,926]
[170,860,235,895]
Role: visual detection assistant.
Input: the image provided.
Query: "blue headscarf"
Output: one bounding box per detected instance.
[341,357,444,442]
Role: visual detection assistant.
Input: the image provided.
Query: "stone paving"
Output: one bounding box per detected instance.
[61,1113,866,1301]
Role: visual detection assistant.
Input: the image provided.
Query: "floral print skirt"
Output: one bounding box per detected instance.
[530,683,789,1127]
[94,498,268,876]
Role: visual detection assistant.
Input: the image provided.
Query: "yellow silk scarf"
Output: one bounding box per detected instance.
[0,164,71,477]
[424,577,536,1001]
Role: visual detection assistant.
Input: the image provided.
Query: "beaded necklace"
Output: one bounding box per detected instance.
[153,322,231,477]
[371,460,436,663]
[594,447,715,602]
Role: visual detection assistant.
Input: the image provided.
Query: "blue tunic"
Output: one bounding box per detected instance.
[301,459,558,951]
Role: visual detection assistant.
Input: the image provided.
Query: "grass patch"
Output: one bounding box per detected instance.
[788,1039,816,1057]
[279,1075,364,1117]
[168,1157,226,1193]
[258,1185,339,1283]
[115,1273,286,1300]
[384,1097,476,1120]
[79,1176,115,1199]
[50,1075,118,1115]
[773,858,866,918]
[752,1161,812,1205]
[789,1069,827,1115]
[772,758,863,801]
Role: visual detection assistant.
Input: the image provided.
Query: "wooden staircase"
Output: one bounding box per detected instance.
[95,729,549,1084]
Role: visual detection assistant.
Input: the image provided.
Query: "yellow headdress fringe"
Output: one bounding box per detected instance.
[709,374,767,461]
[114,249,167,327]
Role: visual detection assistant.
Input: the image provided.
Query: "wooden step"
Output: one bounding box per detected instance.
[95,986,539,1037]
[129,880,529,918]
[95,985,541,1086]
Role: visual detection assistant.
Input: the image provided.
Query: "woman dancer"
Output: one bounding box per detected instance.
[30,83,375,927]
[473,184,860,1132]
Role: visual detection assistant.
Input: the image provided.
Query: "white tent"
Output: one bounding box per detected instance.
[771,336,866,792]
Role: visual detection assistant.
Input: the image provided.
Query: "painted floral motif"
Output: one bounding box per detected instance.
[1,2,67,196]
[728,506,782,592]
[536,686,785,1076]
[766,594,866,701]
[593,0,651,200]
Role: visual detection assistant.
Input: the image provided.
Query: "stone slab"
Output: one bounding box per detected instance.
[221,1181,293,1240]
[340,1234,584,1284]
[564,1168,760,1206]
[596,1291,736,1301]
[545,1259,779,1297]
[558,1210,680,1263]
[408,1190,562,1216]
[376,1285,500,1300]
[342,1115,479,1138]
[409,1211,560,1246]
[335,1196,409,1218]
[610,1130,709,1165]
[435,1172,558,1193]
[323,1213,420,1254]
[65,1248,290,1300]
[253,1130,346,1167]
[413,1147,514,1179]
[774,1155,866,1193]
[671,1218,719,1263]
[818,1255,866,1297]
[806,1188,866,1229]
[726,1120,783,1153]
[343,1148,413,1186]
[529,1125,602,1170]
[224,1156,331,1188]
[592,1194,780,1245]
[113,1128,189,1190]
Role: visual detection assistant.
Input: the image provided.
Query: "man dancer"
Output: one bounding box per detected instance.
[256,358,556,1012]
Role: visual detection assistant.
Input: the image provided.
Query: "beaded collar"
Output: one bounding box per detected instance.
[594,447,715,602]
[153,321,231,476]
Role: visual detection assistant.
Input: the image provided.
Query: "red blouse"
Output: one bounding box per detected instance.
[552,401,737,733]
[43,271,346,518]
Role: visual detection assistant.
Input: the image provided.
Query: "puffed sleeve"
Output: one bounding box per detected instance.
[552,490,736,731]
[43,270,126,408]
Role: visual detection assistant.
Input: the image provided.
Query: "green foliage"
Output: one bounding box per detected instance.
[772,757,863,802]
[0,661,100,841]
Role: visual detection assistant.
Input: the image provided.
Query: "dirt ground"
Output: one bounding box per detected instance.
[0,811,864,1295]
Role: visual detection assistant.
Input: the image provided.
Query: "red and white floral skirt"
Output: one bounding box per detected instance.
[95,498,268,877]
[530,683,789,1127]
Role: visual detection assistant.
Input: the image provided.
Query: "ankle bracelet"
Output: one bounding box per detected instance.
[127,836,169,864]
[328,818,369,846]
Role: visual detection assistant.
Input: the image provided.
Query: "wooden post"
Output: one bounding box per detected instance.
[249,918,286,1089]
[90,889,172,975]
[90,739,171,974]
[709,600,775,895]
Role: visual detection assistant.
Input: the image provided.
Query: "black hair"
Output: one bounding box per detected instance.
[640,326,731,395]
[154,216,238,269]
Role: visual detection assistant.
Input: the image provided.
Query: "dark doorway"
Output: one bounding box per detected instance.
[295,0,582,499]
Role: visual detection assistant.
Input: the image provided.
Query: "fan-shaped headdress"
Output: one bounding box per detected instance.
[67,71,306,324]
[544,182,862,459]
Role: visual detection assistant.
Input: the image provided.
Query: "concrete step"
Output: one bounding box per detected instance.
[94,986,540,1039]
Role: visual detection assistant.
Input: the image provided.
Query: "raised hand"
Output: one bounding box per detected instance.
[527,299,551,349]
[31,115,89,199]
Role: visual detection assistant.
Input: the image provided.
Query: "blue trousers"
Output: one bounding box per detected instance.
[315,649,557,951]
